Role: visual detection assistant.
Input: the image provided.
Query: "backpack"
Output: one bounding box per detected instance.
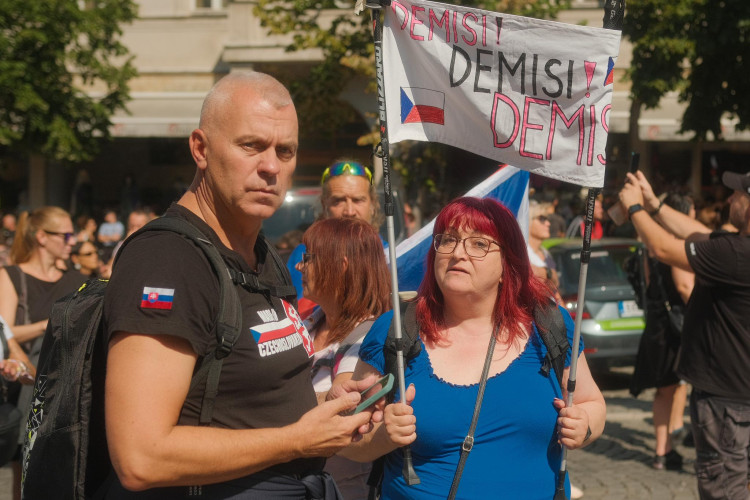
[20,216,296,500]
[368,298,569,499]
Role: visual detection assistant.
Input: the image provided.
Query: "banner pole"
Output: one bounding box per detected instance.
[366,0,420,486]
[554,2,624,499]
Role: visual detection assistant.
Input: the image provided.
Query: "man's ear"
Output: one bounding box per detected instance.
[189,129,208,171]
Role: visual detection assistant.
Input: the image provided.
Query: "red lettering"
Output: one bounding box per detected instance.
[461,13,478,46]
[548,102,585,164]
[520,97,549,160]
[410,6,425,41]
[391,1,409,30]
[429,8,450,42]
[491,93,520,149]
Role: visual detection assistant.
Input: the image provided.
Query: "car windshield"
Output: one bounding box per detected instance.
[555,244,639,295]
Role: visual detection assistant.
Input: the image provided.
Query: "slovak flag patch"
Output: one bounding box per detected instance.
[140,287,175,310]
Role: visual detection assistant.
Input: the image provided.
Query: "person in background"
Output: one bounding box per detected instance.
[566,192,605,239]
[527,200,563,303]
[298,217,391,499]
[619,170,750,499]
[286,160,384,317]
[344,197,606,499]
[75,215,98,243]
[0,315,35,384]
[0,206,86,500]
[1,213,16,246]
[97,209,124,249]
[629,192,695,471]
[69,240,102,278]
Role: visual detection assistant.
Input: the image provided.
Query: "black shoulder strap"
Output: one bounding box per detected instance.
[226,235,297,304]
[118,216,243,425]
[0,321,8,360]
[534,299,569,388]
[383,300,421,395]
[5,265,31,325]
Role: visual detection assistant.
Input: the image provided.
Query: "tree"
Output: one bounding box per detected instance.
[624,0,750,140]
[0,0,137,163]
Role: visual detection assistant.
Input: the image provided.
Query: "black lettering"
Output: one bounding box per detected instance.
[450,44,472,87]
[498,52,526,94]
[567,60,574,99]
[532,54,538,96]
[542,59,562,98]
[474,49,493,93]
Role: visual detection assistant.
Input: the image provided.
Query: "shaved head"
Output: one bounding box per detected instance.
[199,72,294,132]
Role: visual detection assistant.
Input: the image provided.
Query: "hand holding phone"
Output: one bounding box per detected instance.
[351,373,394,415]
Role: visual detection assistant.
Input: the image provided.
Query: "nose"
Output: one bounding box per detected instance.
[257,149,281,177]
[342,200,357,217]
[451,239,469,259]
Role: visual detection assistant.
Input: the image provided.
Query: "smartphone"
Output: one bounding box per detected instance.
[351,373,394,415]
[629,152,640,173]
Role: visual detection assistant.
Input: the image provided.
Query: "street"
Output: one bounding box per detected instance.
[0,367,701,499]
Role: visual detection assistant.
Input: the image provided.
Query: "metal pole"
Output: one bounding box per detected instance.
[367,0,419,486]
[555,2,624,498]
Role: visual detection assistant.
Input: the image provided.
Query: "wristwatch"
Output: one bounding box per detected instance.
[628,203,644,216]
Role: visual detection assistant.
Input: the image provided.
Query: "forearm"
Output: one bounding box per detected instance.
[337,420,398,462]
[653,205,711,239]
[11,321,47,343]
[631,212,692,272]
[109,421,313,490]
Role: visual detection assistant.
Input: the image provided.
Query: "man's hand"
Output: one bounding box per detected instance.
[632,171,661,212]
[554,398,591,449]
[293,392,376,458]
[383,383,417,446]
[328,374,385,433]
[618,175,644,212]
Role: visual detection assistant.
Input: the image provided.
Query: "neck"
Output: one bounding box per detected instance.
[528,235,542,251]
[442,293,496,329]
[179,187,262,269]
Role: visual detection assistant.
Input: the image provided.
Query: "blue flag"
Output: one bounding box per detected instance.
[395,166,529,291]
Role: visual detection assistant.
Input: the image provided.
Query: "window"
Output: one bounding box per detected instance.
[195,0,227,10]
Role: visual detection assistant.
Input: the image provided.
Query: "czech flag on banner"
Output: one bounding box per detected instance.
[395,165,529,292]
[400,87,445,125]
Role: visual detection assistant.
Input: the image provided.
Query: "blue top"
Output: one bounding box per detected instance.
[359,306,580,500]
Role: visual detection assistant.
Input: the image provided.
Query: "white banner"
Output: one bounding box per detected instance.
[383,0,622,187]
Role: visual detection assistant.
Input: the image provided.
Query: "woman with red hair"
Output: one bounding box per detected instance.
[296,217,391,499]
[345,197,606,499]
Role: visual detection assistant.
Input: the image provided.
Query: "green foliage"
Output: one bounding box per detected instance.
[624,0,750,139]
[0,0,137,163]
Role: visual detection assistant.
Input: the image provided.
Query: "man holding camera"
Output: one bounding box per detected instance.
[619,170,750,500]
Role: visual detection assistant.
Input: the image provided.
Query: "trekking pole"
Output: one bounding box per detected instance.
[365,0,420,486]
[554,2,624,499]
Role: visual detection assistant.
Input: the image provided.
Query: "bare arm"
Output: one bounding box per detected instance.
[0,268,48,343]
[106,332,372,491]
[631,171,711,239]
[555,354,606,449]
[671,266,695,305]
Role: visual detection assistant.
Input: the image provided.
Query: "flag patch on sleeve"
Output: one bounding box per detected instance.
[140,287,175,310]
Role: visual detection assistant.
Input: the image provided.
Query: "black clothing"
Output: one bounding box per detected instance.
[678,232,750,399]
[630,259,683,396]
[103,204,323,486]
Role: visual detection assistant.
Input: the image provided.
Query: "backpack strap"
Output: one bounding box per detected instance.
[534,299,569,388]
[383,300,421,400]
[118,217,243,425]
[5,266,31,326]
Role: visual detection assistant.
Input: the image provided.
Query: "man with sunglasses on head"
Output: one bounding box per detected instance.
[619,170,750,500]
[286,161,385,314]
[101,72,381,499]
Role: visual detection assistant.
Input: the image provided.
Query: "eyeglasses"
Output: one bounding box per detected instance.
[321,161,373,185]
[44,230,75,242]
[535,215,549,223]
[301,253,315,265]
[76,251,98,257]
[433,234,499,258]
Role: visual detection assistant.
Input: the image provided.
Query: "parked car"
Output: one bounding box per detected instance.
[545,238,645,371]
[261,185,407,249]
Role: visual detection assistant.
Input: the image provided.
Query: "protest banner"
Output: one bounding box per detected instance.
[383,0,621,187]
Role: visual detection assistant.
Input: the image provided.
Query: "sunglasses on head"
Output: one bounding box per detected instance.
[320,161,373,185]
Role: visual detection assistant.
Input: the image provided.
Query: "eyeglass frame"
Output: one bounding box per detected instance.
[432,233,500,258]
[535,215,549,223]
[320,161,373,186]
[301,252,315,265]
[75,250,98,257]
[43,230,76,242]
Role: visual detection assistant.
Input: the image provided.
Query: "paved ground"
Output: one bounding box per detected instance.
[0,367,701,499]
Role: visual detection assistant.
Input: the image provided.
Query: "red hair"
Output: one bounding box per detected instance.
[302,218,391,343]
[417,197,551,345]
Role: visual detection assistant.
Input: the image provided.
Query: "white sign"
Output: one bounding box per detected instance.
[383,0,622,187]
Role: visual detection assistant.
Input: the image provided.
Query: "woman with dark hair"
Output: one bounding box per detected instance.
[345,197,606,499]
[630,192,695,470]
[296,217,391,499]
[70,240,102,277]
[0,206,86,499]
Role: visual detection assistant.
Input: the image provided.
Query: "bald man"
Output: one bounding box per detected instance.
[102,72,377,498]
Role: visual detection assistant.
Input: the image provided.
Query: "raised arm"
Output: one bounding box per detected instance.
[106,332,372,491]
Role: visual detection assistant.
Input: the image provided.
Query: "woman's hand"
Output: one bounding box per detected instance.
[0,358,34,384]
[553,398,590,450]
[384,383,417,446]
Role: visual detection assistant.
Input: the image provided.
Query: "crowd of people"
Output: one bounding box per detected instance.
[0,70,747,500]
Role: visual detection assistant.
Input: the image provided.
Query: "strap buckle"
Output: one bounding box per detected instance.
[461,436,474,452]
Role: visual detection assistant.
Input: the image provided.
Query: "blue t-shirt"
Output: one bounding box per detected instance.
[359,306,580,500]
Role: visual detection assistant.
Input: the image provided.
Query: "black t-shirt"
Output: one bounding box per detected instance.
[103,204,323,476]
[678,232,750,399]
